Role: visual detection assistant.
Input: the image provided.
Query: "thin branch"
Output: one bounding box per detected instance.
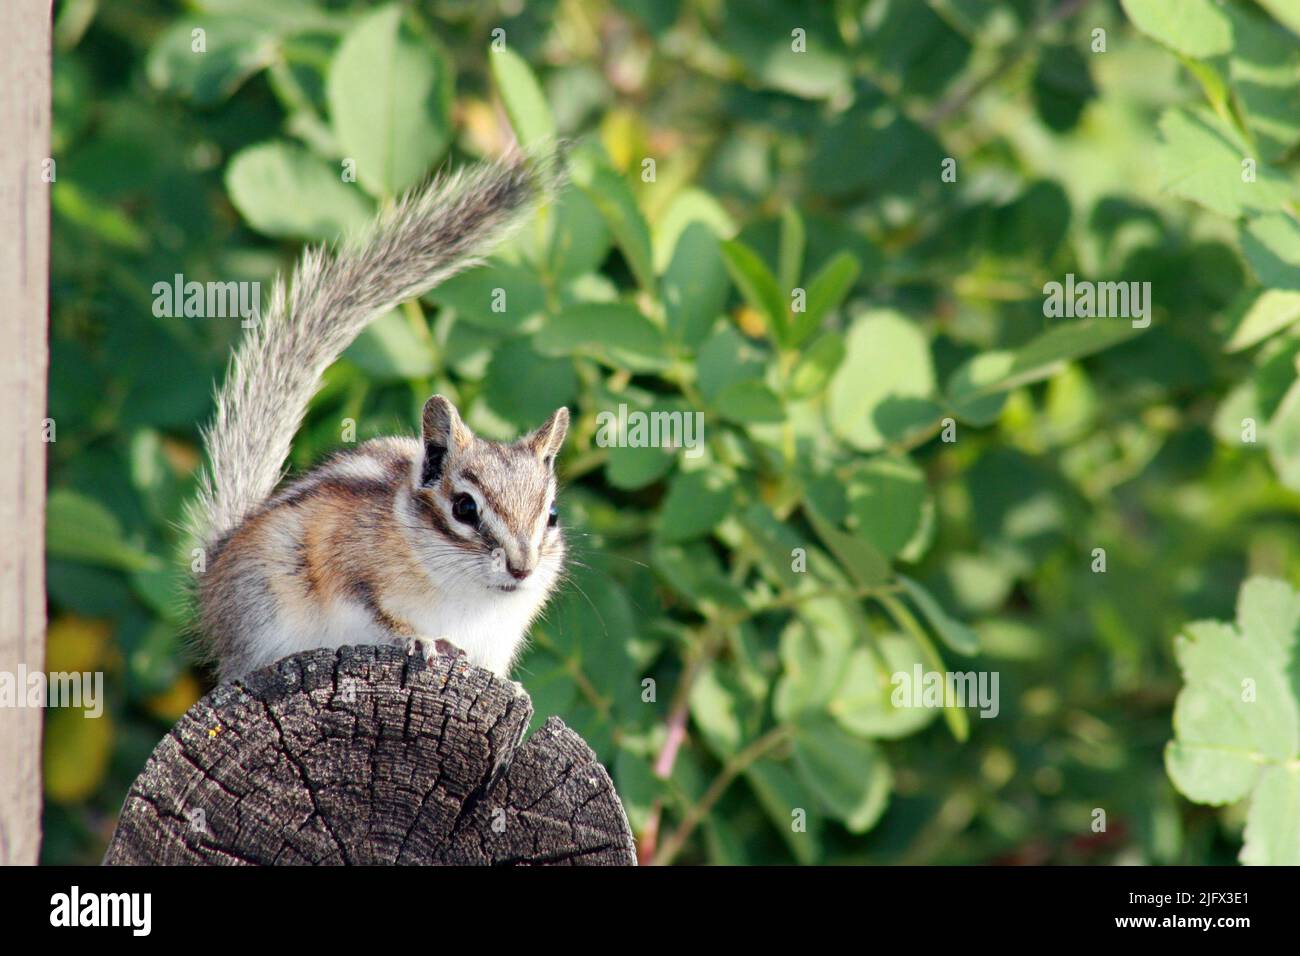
[652,726,793,866]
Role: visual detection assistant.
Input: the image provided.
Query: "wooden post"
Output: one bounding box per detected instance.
[104,646,636,865]
[0,0,52,866]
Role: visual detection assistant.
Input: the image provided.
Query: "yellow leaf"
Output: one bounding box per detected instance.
[46,615,111,674]
[146,672,203,722]
[44,708,113,803]
[600,109,647,173]
[734,305,767,339]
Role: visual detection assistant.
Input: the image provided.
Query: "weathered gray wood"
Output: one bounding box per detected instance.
[0,0,52,866]
[103,645,636,865]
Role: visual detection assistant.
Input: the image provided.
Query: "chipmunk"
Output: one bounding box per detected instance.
[189,149,569,683]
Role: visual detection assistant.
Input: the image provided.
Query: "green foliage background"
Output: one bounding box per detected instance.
[44,0,1300,864]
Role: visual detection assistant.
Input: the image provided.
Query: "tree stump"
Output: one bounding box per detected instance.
[103,645,636,865]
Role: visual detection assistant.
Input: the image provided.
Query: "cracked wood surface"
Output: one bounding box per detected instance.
[103,645,636,865]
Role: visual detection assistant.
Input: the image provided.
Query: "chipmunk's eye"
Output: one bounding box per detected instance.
[452,493,479,526]
[548,502,559,527]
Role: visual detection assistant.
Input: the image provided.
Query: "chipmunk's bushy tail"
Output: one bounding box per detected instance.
[190,146,563,551]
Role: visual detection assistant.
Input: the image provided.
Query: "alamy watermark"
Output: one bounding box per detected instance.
[50,886,151,936]
[1043,273,1151,329]
[594,403,705,459]
[0,666,104,718]
[152,273,260,328]
[891,665,1000,719]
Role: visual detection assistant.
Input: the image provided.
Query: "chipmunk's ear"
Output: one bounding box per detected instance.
[526,406,569,465]
[420,395,472,485]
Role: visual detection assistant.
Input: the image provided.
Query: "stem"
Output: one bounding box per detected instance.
[562,446,609,480]
[531,631,613,721]
[876,590,970,742]
[924,0,1088,130]
[652,725,792,866]
[636,805,661,865]
[746,581,902,617]
[652,645,712,779]
[776,349,797,466]
[401,298,434,349]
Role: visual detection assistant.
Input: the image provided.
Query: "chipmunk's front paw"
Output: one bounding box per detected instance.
[405,636,464,666]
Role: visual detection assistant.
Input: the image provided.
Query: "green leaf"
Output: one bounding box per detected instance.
[656,468,735,543]
[899,575,980,655]
[721,0,851,100]
[946,353,1010,426]
[663,221,730,350]
[539,564,636,698]
[652,187,737,272]
[46,490,160,573]
[1032,43,1096,133]
[146,17,278,106]
[1158,108,1293,218]
[948,319,1145,404]
[1120,0,1233,58]
[1241,766,1300,865]
[614,748,662,835]
[788,331,845,399]
[225,141,374,241]
[533,302,669,371]
[126,618,184,694]
[777,206,805,295]
[519,648,579,724]
[744,758,825,864]
[326,4,453,197]
[803,502,891,589]
[481,338,577,429]
[713,379,784,424]
[792,251,859,346]
[878,590,969,742]
[50,184,147,251]
[569,145,656,292]
[600,399,695,491]
[689,660,754,758]
[425,261,547,332]
[1256,0,1300,35]
[547,185,612,281]
[343,309,435,381]
[828,310,939,451]
[1228,4,1300,163]
[808,103,945,201]
[130,566,190,627]
[829,636,938,739]
[1241,213,1300,289]
[128,429,185,529]
[1266,377,1300,490]
[1166,577,1300,862]
[651,542,747,611]
[1223,290,1300,351]
[845,456,930,560]
[606,442,676,491]
[792,716,892,833]
[721,240,789,346]
[489,46,554,149]
[774,616,853,723]
[696,326,768,402]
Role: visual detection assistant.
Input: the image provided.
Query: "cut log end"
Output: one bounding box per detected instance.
[103,645,636,866]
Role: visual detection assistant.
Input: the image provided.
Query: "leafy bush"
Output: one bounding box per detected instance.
[45,0,1300,864]
[1166,577,1300,865]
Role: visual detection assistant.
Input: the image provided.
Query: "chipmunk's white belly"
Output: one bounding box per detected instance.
[390,586,543,676]
[262,587,537,679]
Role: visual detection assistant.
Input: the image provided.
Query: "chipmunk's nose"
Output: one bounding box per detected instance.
[500,539,538,581]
